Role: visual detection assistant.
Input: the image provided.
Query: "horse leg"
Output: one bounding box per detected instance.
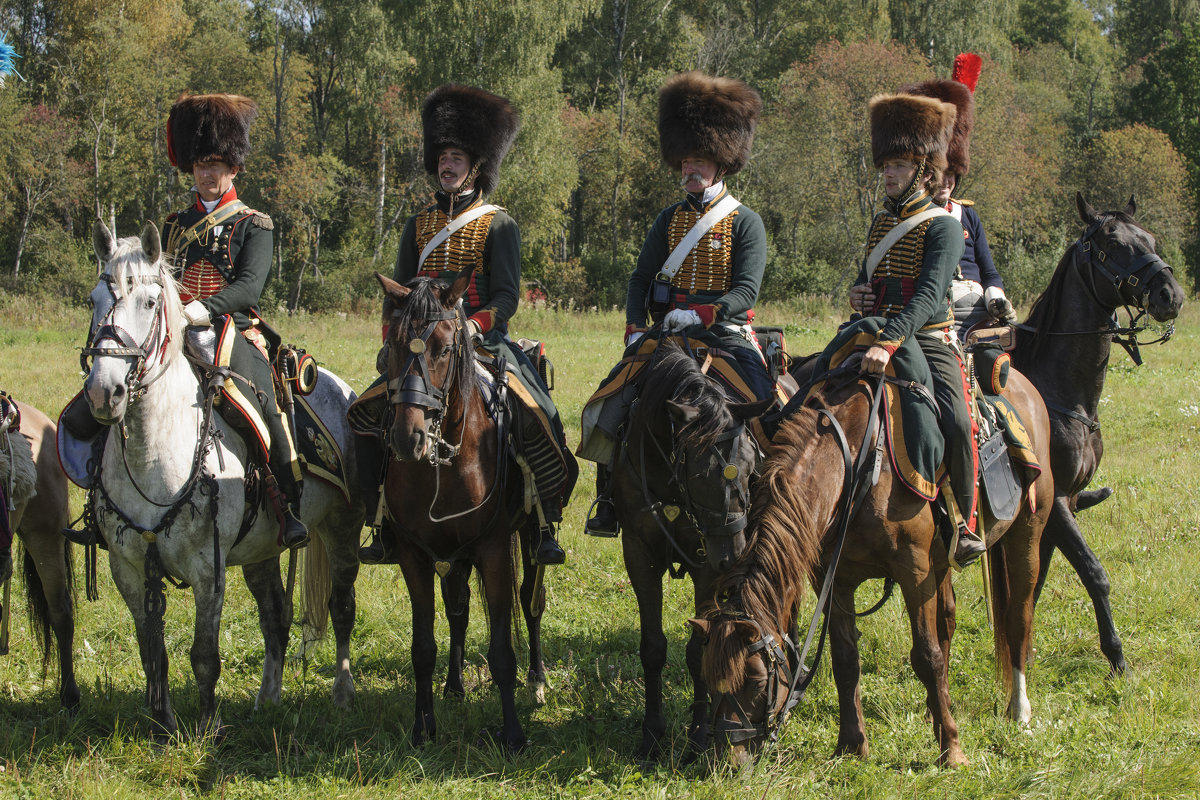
[519,521,547,705]
[110,553,177,739]
[625,538,667,761]
[936,573,956,680]
[396,547,438,745]
[1043,498,1126,675]
[996,530,1040,725]
[190,579,228,739]
[441,564,470,699]
[18,529,79,710]
[829,583,868,758]
[242,558,287,710]
[323,528,359,709]
[479,541,525,752]
[902,576,966,767]
[684,573,716,757]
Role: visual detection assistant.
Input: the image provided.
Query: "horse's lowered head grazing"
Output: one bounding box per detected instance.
[1074,193,1184,322]
[376,269,476,463]
[85,220,185,425]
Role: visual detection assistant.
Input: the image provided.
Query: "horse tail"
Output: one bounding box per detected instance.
[301,528,332,645]
[989,541,1014,691]
[21,540,73,675]
[509,530,523,651]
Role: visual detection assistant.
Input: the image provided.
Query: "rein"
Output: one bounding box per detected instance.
[710,372,887,746]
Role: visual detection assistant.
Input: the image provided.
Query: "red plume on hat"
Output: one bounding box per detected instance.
[952,53,982,94]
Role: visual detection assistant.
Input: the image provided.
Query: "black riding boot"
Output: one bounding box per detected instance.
[584,464,619,537]
[534,522,565,565]
[272,468,309,549]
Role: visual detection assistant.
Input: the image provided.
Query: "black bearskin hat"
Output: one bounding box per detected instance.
[900,79,973,177]
[422,85,520,196]
[868,93,957,174]
[167,93,257,173]
[658,72,761,176]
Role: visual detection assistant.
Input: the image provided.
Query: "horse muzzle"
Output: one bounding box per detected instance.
[84,374,128,425]
[1145,270,1185,322]
[387,411,428,463]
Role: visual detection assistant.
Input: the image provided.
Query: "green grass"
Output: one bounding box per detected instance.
[0,294,1198,798]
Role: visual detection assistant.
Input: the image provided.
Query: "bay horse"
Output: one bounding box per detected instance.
[83,221,363,738]
[375,268,548,753]
[0,401,78,709]
[610,340,766,761]
[695,360,1054,767]
[1013,193,1184,676]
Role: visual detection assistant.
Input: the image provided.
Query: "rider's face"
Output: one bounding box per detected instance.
[437,148,473,193]
[882,158,919,199]
[192,159,239,203]
[681,156,719,193]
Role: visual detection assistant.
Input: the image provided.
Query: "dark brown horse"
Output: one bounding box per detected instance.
[2,402,78,709]
[1013,193,1185,676]
[376,269,545,752]
[610,341,765,761]
[695,361,1054,767]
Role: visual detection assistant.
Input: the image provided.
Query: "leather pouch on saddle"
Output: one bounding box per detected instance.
[515,338,555,392]
[752,326,789,383]
[966,324,1016,352]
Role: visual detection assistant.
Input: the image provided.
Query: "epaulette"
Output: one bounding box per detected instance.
[166,211,179,222]
[953,198,975,207]
[249,210,274,230]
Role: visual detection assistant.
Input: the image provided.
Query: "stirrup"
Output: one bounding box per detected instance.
[584,497,619,538]
[532,524,566,566]
[949,526,986,571]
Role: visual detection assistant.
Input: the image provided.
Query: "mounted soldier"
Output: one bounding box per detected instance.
[580,72,770,537]
[161,93,308,549]
[356,84,576,566]
[843,90,985,568]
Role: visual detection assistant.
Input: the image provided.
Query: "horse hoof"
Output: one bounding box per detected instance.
[443,683,466,700]
[528,681,546,705]
[332,676,356,709]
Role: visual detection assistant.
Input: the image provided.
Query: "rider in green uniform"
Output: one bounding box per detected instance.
[358,85,575,566]
[162,93,307,549]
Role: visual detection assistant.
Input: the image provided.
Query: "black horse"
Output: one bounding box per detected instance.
[610,341,767,761]
[1011,193,1185,675]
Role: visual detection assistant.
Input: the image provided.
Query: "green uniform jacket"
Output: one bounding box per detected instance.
[162,186,273,331]
[625,188,767,330]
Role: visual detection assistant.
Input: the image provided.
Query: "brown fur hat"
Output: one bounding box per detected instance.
[658,72,761,176]
[900,79,974,176]
[868,93,956,174]
[422,85,520,196]
[167,94,257,173]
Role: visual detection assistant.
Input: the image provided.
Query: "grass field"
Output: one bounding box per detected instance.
[0,291,1197,799]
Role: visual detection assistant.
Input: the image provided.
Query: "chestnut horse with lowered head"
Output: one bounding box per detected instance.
[694,359,1053,767]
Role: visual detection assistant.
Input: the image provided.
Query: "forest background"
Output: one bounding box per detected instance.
[0,0,1198,314]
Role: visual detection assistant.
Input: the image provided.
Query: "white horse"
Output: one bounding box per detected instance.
[84,220,363,738]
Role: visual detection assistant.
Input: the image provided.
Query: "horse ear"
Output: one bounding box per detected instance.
[442,266,475,307]
[686,618,710,637]
[1076,192,1097,223]
[1124,195,1136,217]
[729,397,774,421]
[665,399,700,425]
[140,221,161,264]
[734,619,761,643]
[375,272,411,302]
[93,220,116,263]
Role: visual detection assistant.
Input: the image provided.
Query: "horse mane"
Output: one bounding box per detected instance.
[702,408,826,688]
[629,342,734,451]
[391,275,475,400]
[104,235,186,358]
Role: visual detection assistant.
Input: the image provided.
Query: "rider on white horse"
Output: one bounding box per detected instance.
[161,93,307,549]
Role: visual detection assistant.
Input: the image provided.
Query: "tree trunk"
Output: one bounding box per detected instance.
[13,203,31,276]
[373,136,387,263]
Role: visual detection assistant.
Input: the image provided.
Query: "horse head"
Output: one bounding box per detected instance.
[84,220,184,424]
[376,268,474,463]
[691,611,795,767]
[664,394,770,571]
[1074,193,1185,322]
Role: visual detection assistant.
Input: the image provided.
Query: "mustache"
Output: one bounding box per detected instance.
[680,172,707,188]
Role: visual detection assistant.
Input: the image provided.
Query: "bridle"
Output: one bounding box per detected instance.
[1016,215,1175,367]
[708,611,805,747]
[385,300,468,465]
[80,273,173,399]
[632,396,757,575]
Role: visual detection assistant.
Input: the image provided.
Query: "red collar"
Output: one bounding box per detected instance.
[194,185,238,213]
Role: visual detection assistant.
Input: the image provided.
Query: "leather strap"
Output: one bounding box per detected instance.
[659,194,741,280]
[864,207,949,280]
[417,203,501,269]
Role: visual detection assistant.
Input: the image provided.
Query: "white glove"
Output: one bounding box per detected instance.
[183,300,211,327]
[663,308,702,332]
[984,287,1016,321]
[625,330,645,348]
